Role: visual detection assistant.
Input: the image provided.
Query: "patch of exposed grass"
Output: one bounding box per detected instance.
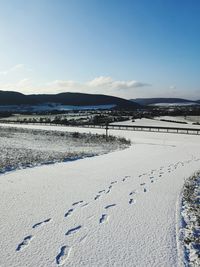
[180,172,200,266]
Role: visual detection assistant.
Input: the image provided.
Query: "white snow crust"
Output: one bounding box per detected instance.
[0,122,199,267]
[0,126,129,174]
[111,118,200,129]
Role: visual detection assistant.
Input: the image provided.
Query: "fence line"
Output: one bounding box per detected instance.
[0,120,200,135]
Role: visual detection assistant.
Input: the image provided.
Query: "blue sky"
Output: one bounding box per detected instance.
[0,0,199,99]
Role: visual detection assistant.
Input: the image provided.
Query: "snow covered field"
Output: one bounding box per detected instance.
[0,122,199,267]
[111,118,200,129]
[0,126,129,174]
[155,116,200,125]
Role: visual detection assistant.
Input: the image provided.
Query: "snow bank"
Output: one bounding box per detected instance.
[179,171,200,266]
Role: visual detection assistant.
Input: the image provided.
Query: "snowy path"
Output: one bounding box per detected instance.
[0,124,200,267]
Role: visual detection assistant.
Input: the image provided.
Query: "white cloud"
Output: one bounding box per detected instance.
[0,78,33,92]
[87,76,113,87]
[86,76,150,90]
[42,76,151,97]
[0,76,151,98]
[48,80,79,88]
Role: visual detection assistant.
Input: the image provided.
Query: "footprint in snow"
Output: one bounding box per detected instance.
[56,246,71,266]
[129,190,137,196]
[65,225,82,236]
[110,181,117,185]
[129,199,136,205]
[16,235,33,252]
[98,190,105,194]
[32,218,51,229]
[105,204,116,209]
[99,214,108,224]
[64,208,74,218]
[105,185,112,194]
[94,194,101,200]
[72,200,83,206]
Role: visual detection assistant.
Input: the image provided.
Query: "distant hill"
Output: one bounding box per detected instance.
[0,91,140,110]
[130,98,199,106]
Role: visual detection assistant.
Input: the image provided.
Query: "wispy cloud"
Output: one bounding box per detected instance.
[48,76,150,92]
[48,80,79,88]
[0,78,33,92]
[0,77,199,100]
[86,76,150,90]
[0,76,151,97]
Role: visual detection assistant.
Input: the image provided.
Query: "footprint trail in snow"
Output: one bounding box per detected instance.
[14,156,200,265]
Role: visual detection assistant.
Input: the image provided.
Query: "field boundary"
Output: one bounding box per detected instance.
[0,121,200,135]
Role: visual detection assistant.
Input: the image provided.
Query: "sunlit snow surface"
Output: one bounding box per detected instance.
[150,102,198,107]
[0,126,128,174]
[0,121,200,267]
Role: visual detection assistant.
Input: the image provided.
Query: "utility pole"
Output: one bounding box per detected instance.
[105,122,109,141]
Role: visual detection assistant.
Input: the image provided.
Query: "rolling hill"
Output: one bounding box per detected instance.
[0,91,140,110]
[130,98,199,106]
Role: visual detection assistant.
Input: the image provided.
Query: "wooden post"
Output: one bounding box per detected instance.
[105,122,109,141]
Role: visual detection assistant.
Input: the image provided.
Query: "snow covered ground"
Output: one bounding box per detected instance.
[111,117,200,129]
[154,116,200,125]
[0,126,129,174]
[0,122,199,267]
[150,102,198,107]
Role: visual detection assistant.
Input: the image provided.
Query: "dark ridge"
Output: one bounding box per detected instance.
[130,98,199,106]
[0,90,140,109]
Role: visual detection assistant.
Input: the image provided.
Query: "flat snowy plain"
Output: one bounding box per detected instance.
[0,121,200,267]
